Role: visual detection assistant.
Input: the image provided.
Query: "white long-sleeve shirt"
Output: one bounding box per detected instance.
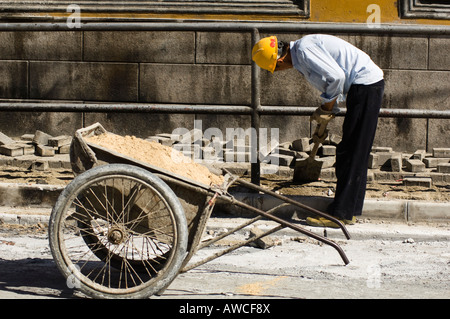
[290,34,384,104]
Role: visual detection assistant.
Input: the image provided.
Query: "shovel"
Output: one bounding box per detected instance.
[293,123,328,183]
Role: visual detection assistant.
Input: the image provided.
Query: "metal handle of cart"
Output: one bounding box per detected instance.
[181,170,350,274]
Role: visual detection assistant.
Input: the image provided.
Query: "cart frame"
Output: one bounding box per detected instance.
[50,123,351,298]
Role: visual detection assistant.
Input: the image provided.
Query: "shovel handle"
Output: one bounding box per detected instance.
[310,123,327,158]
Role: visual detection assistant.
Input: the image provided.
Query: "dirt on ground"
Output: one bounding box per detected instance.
[0,165,449,203]
[249,174,450,202]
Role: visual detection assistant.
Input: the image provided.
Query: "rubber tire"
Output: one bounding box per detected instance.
[49,164,188,299]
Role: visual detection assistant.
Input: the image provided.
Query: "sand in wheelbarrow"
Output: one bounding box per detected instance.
[85,133,224,187]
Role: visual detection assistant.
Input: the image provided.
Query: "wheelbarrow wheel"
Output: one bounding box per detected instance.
[49,164,188,299]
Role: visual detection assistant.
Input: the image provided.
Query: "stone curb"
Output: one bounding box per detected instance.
[0,182,448,226]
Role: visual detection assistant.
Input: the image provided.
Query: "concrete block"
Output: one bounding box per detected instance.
[30,61,139,101]
[408,202,449,223]
[353,35,428,70]
[368,153,379,168]
[362,200,407,221]
[423,157,450,168]
[276,146,296,157]
[20,134,35,141]
[0,132,15,146]
[268,153,294,167]
[156,133,182,142]
[437,163,450,173]
[16,143,35,155]
[31,160,49,171]
[403,177,432,188]
[320,145,336,156]
[317,156,336,169]
[292,137,311,152]
[58,144,71,154]
[390,154,402,172]
[140,64,250,105]
[0,31,81,60]
[0,144,23,157]
[405,159,425,172]
[84,31,195,63]
[429,37,450,71]
[433,148,450,158]
[248,226,279,249]
[32,130,52,145]
[48,135,72,147]
[411,150,427,161]
[196,32,251,64]
[324,133,341,146]
[36,145,56,157]
[0,61,28,98]
[372,146,392,153]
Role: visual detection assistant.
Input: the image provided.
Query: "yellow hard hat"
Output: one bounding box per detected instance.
[251,36,279,73]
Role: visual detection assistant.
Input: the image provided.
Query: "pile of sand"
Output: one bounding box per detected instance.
[85,133,224,187]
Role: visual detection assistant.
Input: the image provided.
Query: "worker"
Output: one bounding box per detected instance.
[252,34,385,228]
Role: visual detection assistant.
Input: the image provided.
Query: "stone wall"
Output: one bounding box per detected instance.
[0,30,448,152]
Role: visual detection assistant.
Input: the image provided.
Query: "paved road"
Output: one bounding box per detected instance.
[0,216,448,301]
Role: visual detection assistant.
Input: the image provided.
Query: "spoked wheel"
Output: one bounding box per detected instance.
[49,164,188,299]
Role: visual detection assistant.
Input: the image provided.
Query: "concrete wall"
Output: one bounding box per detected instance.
[0,30,448,152]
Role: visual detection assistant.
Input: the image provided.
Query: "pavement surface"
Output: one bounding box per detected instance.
[0,178,448,301]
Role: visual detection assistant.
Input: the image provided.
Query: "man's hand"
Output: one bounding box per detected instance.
[310,105,335,126]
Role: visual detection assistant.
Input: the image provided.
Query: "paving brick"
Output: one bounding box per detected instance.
[248,226,279,249]
[33,130,52,145]
[20,134,34,141]
[31,160,49,171]
[372,146,392,153]
[423,157,450,168]
[433,148,450,158]
[320,145,336,156]
[276,146,296,157]
[0,132,15,146]
[292,137,311,152]
[324,133,341,146]
[437,163,450,173]
[368,153,379,168]
[390,154,402,172]
[36,144,56,157]
[16,143,35,155]
[317,156,336,168]
[411,150,427,161]
[405,159,426,172]
[58,144,71,154]
[268,153,294,167]
[48,135,72,147]
[0,144,23,157]
[403,177,432,188]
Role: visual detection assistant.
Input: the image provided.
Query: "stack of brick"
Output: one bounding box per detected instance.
[369,147,450,173]
[0,130,72,170]
[146,130,343,169]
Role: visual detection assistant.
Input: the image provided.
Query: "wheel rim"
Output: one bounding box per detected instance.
[57,174,180,295]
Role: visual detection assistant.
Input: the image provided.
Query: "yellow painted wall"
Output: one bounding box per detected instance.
[36,0,450,25]
[310,0,450,25]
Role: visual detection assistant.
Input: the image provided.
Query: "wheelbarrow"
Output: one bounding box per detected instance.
[48,123,351,299]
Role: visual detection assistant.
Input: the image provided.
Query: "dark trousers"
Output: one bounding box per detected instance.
[329,79,385,220]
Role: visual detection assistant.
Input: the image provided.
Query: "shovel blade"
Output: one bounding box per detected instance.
[293,157,324,183]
